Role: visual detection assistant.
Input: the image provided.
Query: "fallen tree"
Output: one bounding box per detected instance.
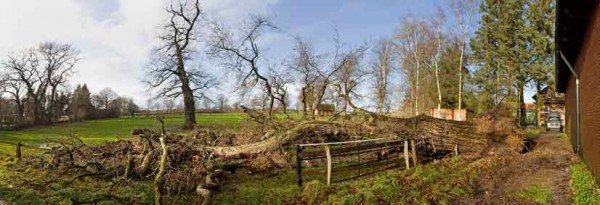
[8,108,523,204]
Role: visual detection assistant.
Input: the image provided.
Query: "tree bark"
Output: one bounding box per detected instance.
[518,80,526,127]
[176,44,196,129]
[154,137,168,205]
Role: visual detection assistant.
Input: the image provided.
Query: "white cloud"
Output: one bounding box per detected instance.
[0,0,280,106]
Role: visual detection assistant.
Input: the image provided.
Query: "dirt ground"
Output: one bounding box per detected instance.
[458,131,578,204]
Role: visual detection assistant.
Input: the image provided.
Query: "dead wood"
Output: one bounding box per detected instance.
[154,137,168,205]
[15,109,516,204]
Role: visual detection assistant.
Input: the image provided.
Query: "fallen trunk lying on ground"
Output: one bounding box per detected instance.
[10,110,523,204]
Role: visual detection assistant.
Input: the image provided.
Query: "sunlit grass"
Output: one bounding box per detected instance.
[215,156,478,204]
[0,112,252,155]
[571,162,600,205]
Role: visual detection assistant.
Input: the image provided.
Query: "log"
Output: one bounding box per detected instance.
[411,139,418,166]
[404,140,410,169]
[154,137,167,205]
[325,145,331,186]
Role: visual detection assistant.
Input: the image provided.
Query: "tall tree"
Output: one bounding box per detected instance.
[525,0,555,126]
[126,99,139,118]
[289,36,322,118]
[0,73,25,125]
[451,0,476,120]
[146,0,215,129]
[370,38,395,114]
[93,88,118,110]
[269,68,293,118]
[38,42,79,122]
[70,84,92,121]
[209,15,277,117]
[427,9,445,117]
[216,94,227,112]
[335,44,368,111]
[396,16,428,116]
[2,43,78,125]
[470,0,554,125]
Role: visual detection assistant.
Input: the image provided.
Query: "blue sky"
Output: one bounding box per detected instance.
[0,0,537,109]
[268,0,456,58]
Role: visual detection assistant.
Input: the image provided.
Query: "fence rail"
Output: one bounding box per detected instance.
[0,140,52,159]
[295,137,424,187]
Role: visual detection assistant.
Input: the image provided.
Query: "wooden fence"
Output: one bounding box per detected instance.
[0,140,52,159]
[295,137,458,187]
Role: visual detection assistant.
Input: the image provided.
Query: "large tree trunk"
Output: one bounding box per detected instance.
[182,85,196,129]
[49,86,58,123]
[535,82,542,127]
[301,87,308,118]
[457,47,464,119]
[176,45,196,129]
[518,80,526,127]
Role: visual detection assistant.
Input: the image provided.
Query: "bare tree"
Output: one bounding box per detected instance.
[335,45,368,111]
[289,36,322,118]
[269,67,293,118]
[451,0,476,119]
[93,88,118,110]
[396,16,427,116]
[310,31,356,117]
[2,43,78,124]
[163,98,175,113]
[146,0,215,129]
[38,42,79,122]
[429,9,446,117]
[126,99,139,118]
[0,74,25,125]
[216,94,227,112]
[209,15,277,117]
[3,49,45,124]
[370,38,395,114]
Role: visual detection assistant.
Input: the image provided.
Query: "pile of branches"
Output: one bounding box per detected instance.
[11,108,501,204]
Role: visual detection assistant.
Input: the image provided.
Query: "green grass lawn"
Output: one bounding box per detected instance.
[0,112,251,155]
[215,156,477,204]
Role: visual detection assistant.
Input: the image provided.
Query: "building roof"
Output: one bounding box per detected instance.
[525,103,537,110]
[555,0,598,92]
[316,104,335,111]
[531,86,550,102]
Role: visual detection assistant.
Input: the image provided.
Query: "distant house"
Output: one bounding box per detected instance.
[524,103,539,126]
[556,0,600,179]
[314,104,335,116]
[532,86,565,126]
[429,108,472,121]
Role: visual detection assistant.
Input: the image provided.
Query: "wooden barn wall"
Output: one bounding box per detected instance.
[568,1,600,178]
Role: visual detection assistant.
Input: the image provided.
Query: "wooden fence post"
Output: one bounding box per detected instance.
[454,144,459,156]
[411,139,418,166]
[404,140,410,169]
[325,145,332,186]
[16,142,22,160]
[296,145,303,187]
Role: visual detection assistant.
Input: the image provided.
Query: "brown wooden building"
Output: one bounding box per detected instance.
[556,0,600,179]
[429,108,472,121]
[314,104,335,116]
[532,86,565,126]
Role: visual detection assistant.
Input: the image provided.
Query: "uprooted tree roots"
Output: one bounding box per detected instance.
[7,110,524,204]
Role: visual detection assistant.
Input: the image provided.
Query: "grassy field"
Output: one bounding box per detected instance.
[215,156,478,204]
[0,112,251,155]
